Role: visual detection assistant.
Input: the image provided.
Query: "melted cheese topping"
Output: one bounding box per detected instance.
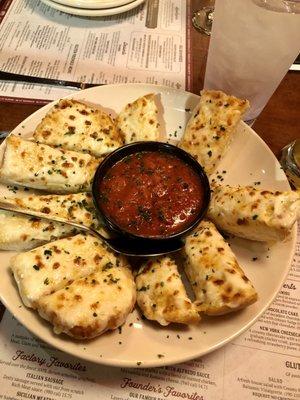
[184,220,257,315]
[0,136,100,193]
[208,185,300,242]
[179,90,249,175]
[0,210,75,251]
[136,256,200,326]
[116,94,160,143]
[36,260,136,339]
[2,192,100,230]
[33,99,123,156]
[10,234,124,309]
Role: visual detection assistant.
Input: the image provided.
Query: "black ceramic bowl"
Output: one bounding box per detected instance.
[92,141,210,255]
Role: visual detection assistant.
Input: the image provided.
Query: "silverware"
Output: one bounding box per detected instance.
[0,71,103,90]
[0,200,183,256]
[0,199,107,238]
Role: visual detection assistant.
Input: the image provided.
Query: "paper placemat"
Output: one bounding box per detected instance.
[0,0,188,104]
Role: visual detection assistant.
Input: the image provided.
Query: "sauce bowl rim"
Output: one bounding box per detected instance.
[92,141,211,242]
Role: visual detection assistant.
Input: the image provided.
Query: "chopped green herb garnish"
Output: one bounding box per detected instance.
[138,206,151,222]
[158,210,165,221]
[138,285,150,292]
[123,155,132,163]
[102,262,113,271]
[64,127,75,135]
[99,193,108,203]
[108,274,120,284]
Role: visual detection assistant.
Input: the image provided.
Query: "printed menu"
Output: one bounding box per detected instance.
[0,0,188,104]
[0,227,299,400]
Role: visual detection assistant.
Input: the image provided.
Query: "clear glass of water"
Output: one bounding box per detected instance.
[203,0,300,122]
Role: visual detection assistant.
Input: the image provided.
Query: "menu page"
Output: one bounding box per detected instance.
[0,227,299,400]
[0,0,187,104]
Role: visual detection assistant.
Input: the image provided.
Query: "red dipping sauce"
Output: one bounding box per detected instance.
[98,151,204,238]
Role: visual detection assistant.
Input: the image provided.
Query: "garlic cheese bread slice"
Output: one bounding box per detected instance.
[33,99,123,156]
[208,185,300,242]
[116,94,160,143]
[10,234,124,308]
[136,257,200,326]
[0,136,100,193]
[0,211,75,251]
[36,261,136,339]
[184,220,257,315]
[2,192,99,230]
[179,90,249,175]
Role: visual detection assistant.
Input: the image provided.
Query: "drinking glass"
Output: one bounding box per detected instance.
[203,0,300,122]
[280,140,300,188]
[193,0,300,35]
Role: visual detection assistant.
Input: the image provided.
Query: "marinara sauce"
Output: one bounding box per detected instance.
[98,151,204,237]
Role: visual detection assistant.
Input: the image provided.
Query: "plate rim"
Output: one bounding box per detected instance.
[0,83,297,368]
[40,0,145,16]
[51,0,138,10]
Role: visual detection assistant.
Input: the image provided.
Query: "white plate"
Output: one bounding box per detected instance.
[0,84,296,368]
[52,0,136,10]
[40,0,144,16]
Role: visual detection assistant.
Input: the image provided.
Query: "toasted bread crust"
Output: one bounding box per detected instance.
[179,90,249,175]
[116,94,160,143]
[184,220,257,315]
[34,99,123,156]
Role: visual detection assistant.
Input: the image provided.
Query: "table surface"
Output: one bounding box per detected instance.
[0,0,299,318]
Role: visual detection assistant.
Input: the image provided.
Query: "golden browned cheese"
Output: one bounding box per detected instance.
[183,220,257,315]
[0,192,101,250]
[35,251,136,339]
[179,90,249,175]
[11,234,136,339]
[115,94,160,143]
[0,136,101,193]
[10,234,119,308]
[34,99,123,156]
[0,210,75,251]
[208,185,300,241]
[136,256,200,326]
[2,192,99,230]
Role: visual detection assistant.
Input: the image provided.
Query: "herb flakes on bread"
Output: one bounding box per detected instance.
[183,220,257,315]
[34,99,123,156]
[0,136,100,193]
[116,94,160,143]
[179,90,249,175]
[136,256,200,326]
